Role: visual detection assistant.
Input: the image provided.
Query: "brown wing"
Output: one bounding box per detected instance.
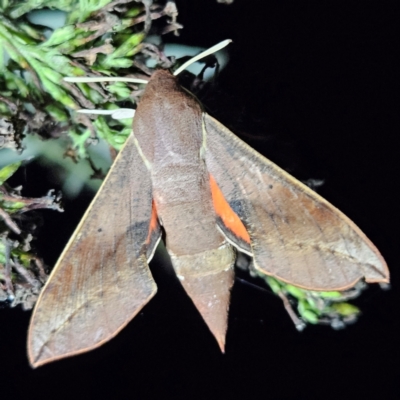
[204,114,389,291]
[28,134,159,368]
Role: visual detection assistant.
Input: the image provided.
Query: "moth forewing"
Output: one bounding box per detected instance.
[203,113,389,291]
[28,134,158,368]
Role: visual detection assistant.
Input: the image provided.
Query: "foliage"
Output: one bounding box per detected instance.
[0,0,179,153]
[0,162,62,308]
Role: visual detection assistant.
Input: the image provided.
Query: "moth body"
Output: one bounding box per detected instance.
[133,70,235,349]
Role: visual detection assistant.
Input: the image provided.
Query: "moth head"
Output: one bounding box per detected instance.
[63,40,232,119]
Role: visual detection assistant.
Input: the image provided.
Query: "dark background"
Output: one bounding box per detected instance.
[1,1,398,399]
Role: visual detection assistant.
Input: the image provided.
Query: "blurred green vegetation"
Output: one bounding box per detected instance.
[0,162,62,307]
[0,0,179,156]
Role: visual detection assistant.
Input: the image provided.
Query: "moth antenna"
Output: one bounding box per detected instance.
[76,109,116,115]
[173,39,232,76]
[65,40,232,119]
[64,39,232,85]
[63,77,148,84]
[111,109,136,119]
[76,108,135,119]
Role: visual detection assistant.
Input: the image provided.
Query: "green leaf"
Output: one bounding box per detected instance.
[317,291,343,299]
[68,128,92,158]
[4,70,30,97]
[265,276,282,294]
[331,302,360,317]
[286,284,306,299]
[93,116,130,150]
[42,25,77,47]
[107,82,131,99]
[298,300,319,324]
[2,200,26,213]
[110,33,144,58]
[101,57,133,69]
[0,162,21,185]
[45,104,69,122]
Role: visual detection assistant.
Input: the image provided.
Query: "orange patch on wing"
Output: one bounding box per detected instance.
[209,175,251,244]
[146,201,158,243]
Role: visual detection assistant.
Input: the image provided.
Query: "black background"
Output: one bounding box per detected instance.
[1,1,398,399]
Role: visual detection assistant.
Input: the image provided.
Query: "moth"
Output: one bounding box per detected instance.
[28,41,389,367]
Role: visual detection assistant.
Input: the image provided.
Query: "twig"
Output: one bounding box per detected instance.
[0,207,21,234]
